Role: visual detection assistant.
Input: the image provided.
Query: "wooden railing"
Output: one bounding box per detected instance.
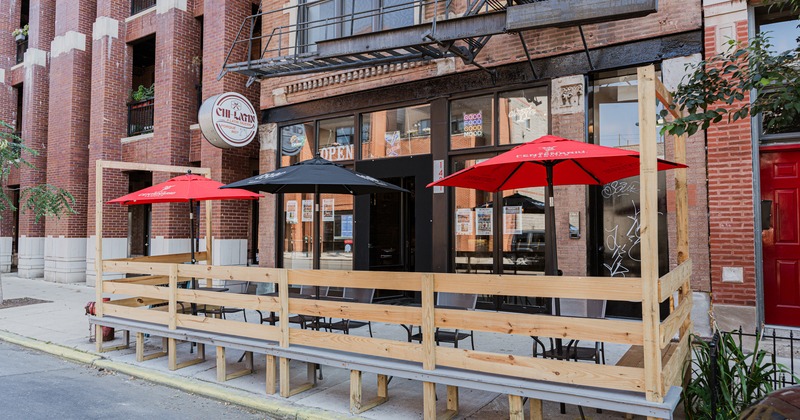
[99,255,692,398]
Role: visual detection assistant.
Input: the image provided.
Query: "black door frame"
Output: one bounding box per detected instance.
[354,155,433,272]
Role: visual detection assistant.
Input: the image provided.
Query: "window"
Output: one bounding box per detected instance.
[318,116,355,162]
[280,123,316,165]
[361,104,431,159]
[499,88,549,146]
[757,10,800,136]
[450,95,494,149]
[299,0,415,52]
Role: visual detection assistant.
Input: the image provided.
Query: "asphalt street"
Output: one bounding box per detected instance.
[0,340,273,420]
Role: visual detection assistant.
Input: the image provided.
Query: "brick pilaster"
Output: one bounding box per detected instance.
[200,0,260,266]
[17,0,55,278]
[0,0,21,272]
[149,1,201,244]
[86,0,131,285]
[43,0,96,282]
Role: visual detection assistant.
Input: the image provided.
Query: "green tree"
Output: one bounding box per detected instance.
[0,121,75,304]
[663,1,800,137]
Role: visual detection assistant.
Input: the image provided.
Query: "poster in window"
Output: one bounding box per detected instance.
[475,207,493,236]
[322,198,335,222]
[455,208,473,236]
[503,206,522,235]
[340,215,353,238]
[286,200,298,224]
[301,199,313,222]
[385,130,401,157]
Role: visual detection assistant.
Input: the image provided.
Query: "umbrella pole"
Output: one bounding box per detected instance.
[189,198,198,316]
[544,163,563,356]
[314,184,321,298]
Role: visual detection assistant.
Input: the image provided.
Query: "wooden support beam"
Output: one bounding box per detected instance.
[136,333,168,362]
[266,355,277,394]
[278,358,316,397]
[660,293,693,348]
[638,64,664,403]
[423,382,436,420]
[349,370,390,414]
[530,398,544,420]
[443,385,458,419]
[168,338,205,370]
[422,273,435,371]
[95,160,104,325]
[216,347,254,382]
[509,395,524,420]
[96,329,131,353]
[659,259,693,302]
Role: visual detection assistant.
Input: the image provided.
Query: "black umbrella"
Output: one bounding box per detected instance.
[476,192,545,213]
[222,155,409,195]
[222,155,408,273]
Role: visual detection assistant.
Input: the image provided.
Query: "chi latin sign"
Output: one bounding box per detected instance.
[199,92,258,149]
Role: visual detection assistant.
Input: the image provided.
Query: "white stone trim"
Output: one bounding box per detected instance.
[18,236,45,278]
[44,236,87,283]
[189,123,200,130]
[51,31,87,59]
[23,48,48,68]
[0,237,12,273]
[211,239,248,266]
[551,75,585,115]
[662,54,702,92]
[121,132,154,144]
[125,5,157,22]
[259,123,277,151]
[93,17,120,41]
[150,237,192,256]
[156,0,188,14]
[85,236,127,287]
[0,69,5,85]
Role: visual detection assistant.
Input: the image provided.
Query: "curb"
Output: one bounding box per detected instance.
[0,330,352,420]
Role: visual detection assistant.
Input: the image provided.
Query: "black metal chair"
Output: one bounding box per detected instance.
[410,292,478,349]
[532,298,606,364]
[321,288,375,337]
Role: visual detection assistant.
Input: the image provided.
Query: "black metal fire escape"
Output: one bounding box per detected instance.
[220,0,657,85]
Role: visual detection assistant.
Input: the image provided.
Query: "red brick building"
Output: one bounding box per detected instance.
[10,0,782,331]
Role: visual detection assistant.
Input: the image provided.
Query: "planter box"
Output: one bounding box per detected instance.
[15,34,26,42]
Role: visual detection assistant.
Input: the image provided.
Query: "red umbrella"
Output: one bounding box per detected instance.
[428,135,686,278]
[109,172,261,264]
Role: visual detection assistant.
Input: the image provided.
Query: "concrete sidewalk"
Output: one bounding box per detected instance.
[0,275,660,419]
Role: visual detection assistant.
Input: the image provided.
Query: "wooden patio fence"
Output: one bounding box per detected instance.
[91,65,693,420]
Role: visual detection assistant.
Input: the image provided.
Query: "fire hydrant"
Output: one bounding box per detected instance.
[85,298,115,342]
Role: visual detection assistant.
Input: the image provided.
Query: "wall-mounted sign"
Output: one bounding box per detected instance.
[463,110,483,137]
[198,92,258,149]
[281,125,306,156]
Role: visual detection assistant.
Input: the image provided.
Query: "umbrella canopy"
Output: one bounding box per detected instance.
[220,156,409,195]
[431,135,686,192]
[476,192,545,213]
[428,134,686,278]
[108,172,260,273]
[108,173,261,205]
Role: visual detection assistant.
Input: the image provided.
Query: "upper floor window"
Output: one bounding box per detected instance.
[300,0,415,52]
[756,9,800,136]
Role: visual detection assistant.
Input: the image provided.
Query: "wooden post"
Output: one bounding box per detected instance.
[508,395,524,420]
[95,161,105,353]
[350,370,389,414]
[136,333,167,362]
[638,65,664,403]
[266,354,277,394]
[168,264,177,330]
[216,346,227,382]
[421,273,437,419]
[443,385,458,419]
[530,398,544,420]
[279,270,289,348]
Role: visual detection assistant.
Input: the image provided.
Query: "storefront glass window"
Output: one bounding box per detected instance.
[452,156,494,274]
[361,104,431,159]
[450,95,494,149]
[283,192,314,270]
[591,71,670,319]
[318,116,355,162]
[498,88,548,145]
[320,193,354,270]
[500,188,546,276]
[280,123,316,166]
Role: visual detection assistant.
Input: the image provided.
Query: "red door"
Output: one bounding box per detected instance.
[761,149,800,326]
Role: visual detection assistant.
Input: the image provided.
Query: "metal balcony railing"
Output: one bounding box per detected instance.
[16,38,27,64]
[127,98,154,137]
[131,0,156,16]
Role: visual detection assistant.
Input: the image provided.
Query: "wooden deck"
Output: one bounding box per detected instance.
[91,65,693,420]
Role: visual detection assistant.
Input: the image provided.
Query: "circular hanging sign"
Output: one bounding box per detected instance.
[198,92,258,149]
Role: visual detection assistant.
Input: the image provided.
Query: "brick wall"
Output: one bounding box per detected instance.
[45,0,96,238]
[87,0,132,240]
[259,0,702,109]
[0,0,21,241]
[705,18,757,306]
